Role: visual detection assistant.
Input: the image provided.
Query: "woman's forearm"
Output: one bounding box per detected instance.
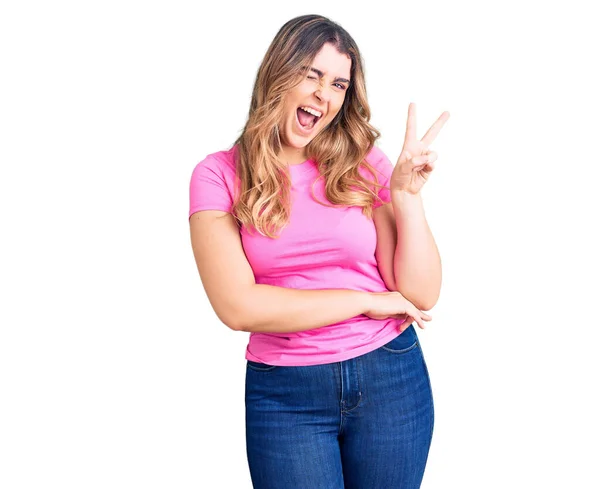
[231,284,372,333]
[391,190,442,310]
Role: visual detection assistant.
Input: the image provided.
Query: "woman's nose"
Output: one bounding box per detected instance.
[315,86,331,102]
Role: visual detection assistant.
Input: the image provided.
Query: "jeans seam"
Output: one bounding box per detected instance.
[338,363,345,436]
[246,362,278,372]
[381,340,418,354]
[417,341,435,448]
[340,357,363,414]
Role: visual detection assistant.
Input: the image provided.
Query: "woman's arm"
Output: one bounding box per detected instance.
[190,209,372,333]
[233,285,371,333]
[391,190,442,310]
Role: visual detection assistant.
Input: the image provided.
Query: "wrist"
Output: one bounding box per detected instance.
[391,189,420,200]
[391,189,424,213]
[361,291,375,314]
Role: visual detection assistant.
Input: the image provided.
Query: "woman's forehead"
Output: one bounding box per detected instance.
[310,44,352,79]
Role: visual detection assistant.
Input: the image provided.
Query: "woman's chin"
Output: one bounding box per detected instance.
[285,128,314,148]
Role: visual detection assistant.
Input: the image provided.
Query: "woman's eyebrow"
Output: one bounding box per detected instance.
[305,66,350,84]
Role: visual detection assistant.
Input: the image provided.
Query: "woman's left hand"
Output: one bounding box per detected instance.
[390,103,450,195]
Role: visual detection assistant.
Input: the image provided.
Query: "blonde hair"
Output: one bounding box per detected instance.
[231,14,386,238]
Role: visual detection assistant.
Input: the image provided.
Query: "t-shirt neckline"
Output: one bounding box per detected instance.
[288,158,316,174]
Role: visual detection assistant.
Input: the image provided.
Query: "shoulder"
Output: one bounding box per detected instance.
[191,145,237,178]
[189,146,238,218]
[360,144,394,180]
[365,144,393,168]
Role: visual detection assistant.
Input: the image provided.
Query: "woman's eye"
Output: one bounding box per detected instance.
[306,76,346,90]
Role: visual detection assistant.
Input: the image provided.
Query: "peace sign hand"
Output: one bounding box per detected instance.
[390,103,450,195]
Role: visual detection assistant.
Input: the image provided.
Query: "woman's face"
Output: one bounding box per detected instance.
[279,43,352,164]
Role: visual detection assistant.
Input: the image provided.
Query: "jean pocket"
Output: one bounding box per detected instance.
[380,323,418,354]
[246,360,278,372]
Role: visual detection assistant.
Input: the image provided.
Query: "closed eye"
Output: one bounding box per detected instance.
[308,76,346,90]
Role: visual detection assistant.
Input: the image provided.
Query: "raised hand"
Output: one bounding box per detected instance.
[390,102,450,195]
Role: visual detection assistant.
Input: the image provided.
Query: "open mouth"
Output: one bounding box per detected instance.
[296,106,322,131]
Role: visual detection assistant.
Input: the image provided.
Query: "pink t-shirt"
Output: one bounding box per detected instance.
[188,144,408,366]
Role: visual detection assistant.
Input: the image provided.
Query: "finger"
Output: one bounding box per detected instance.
[404,102,417,145]
[417,160,435,173]
[410,307,427,329]
[413,150,438,169]
[399,318,415,332]
[420,111,450,147]
[415,316,426,329]
[426,150,438,163]
[410,154,429,166]
[410,154,432,170]
[420,154,438,172]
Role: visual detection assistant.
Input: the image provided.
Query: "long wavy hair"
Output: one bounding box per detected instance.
[231,14,386,238]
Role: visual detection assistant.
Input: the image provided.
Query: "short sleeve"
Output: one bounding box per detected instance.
[188,153,235,218]
[364,145,394,209]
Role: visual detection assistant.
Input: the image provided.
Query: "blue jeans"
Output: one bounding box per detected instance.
[245,324,434,488]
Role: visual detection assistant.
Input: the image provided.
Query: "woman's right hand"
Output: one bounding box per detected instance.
[364,291,432,331]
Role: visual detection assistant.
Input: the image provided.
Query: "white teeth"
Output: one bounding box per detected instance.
[299,106,322,118]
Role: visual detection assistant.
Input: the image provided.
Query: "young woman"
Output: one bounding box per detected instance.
[189,14,449,489]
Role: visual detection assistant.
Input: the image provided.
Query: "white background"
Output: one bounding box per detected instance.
[1,0,599,487]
